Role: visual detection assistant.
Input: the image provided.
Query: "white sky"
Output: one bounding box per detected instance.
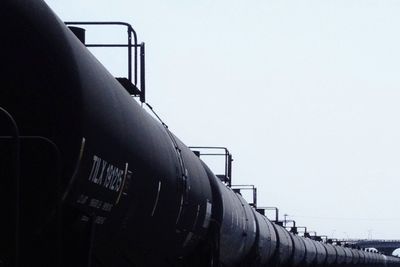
[44,0,400,241]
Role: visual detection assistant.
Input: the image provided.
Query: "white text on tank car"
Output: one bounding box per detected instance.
[88,155,124,192]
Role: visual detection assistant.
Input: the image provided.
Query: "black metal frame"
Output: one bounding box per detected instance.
[64,22,146,103]
[231,184,257,207]
[297,226,308,235]
[189,147,233,187]
[0,107,63,267]
[259,206,280,223]
[284,220,298,234]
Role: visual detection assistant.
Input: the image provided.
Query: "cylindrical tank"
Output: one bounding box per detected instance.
[252,210,278,265]
[302,237,317,266]
[271,223,294,266]
[0,0,213,265]
[313,240,328,265]
[371,251,377,265]
[381,254,388,266]
[334,245,346,265]
[364,251,371,265]
[351,248,360,265]
[289,233,306,266]
[324,243,337,265]
[343,247,354,265]
[356,249,365,265]
[217,184,257,266]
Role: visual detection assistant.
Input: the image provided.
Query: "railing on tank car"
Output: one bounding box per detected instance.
[0,107,64,267]
[189,146,233,187]
[65,22,146,103]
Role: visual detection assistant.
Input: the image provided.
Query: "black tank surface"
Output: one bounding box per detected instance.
[369,251,375,265]
[369,252,377,265]
[314,240,328,265]
[216,183,257,266]
[235,192,257,257]
[378,253,385,265]
[302,237,317,266]
[392,255,400,265]
[271,223,294,266]
[288,233,306,266]
[372,252,378,265]
[0,0,213,265]
[343,247,353,265]
[362,250,369,265]
[324,243,337,265]
[358,250,366,265]
[350,248,360,265]
[358,249,366,265]
[334,245,346,265]
[367,251,374,265]
[373,252,380,265]
[362,251,371,265]
[252,210,277,265]
[382,254,389,266]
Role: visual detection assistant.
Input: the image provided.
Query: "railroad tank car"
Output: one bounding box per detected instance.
[2,0,400,267]
[288,233,306,266]
[343,247,354,265]
[302,237,318,266]
[369,251,376,266]
[334,245,346,265]
[362,250,369,265]
[371,252,380,265]
[1,0,213,265]
[314,240,328,265]
[217,184,257,266]
[361,250,368,265]
[251,208,278,265]
[271,224,294,266]
[355,249,364,265]
[350,248,360,265]
[324,243,337,265]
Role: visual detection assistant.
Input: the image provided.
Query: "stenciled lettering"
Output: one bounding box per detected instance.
[88,155,124,192]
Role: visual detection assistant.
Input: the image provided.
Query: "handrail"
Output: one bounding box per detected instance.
[64,21,137,83]
[0,106,63,266]
[189,147,233,186]
[65,21,146,102]
[0,107,21,267]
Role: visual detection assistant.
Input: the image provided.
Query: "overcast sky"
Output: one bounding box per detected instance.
[44,0,400,244]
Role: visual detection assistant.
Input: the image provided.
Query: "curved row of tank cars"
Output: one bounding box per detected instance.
[1,0,399,266]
